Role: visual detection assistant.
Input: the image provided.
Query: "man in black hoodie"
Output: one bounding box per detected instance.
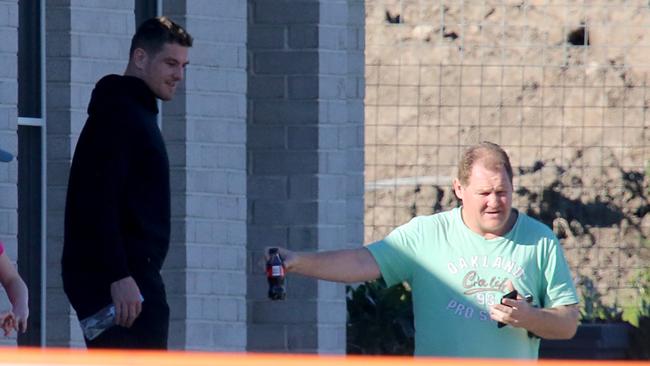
[62,17,192,349]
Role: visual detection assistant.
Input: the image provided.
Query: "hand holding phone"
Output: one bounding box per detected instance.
[497,289,518,328]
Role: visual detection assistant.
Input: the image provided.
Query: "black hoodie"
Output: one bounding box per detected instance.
[62,75,170,318]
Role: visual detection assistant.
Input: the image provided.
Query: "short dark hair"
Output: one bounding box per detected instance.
[458,141,513,185]
[129,16,193,57]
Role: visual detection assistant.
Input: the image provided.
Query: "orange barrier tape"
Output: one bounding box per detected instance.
[0,348,647,366]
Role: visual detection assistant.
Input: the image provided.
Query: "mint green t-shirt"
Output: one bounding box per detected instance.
[367,207,578,359]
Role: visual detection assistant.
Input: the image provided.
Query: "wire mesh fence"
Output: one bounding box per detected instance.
[364,0,650,318]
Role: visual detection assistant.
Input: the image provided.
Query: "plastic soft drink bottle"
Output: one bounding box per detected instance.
[79,295,144,340]
[79,302,116,340]
[267,248,286,300]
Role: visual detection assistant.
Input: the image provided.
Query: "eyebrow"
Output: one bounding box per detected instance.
[476,186,507,192]
[164,57,189,66]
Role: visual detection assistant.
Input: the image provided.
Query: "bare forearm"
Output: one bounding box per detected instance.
[287,248,381,284]
[5,277,28,311]
[528,305,579,339]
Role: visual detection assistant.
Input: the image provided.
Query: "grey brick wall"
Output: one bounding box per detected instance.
[345,0,365,252]
[5,0,363,351]
[45,1,133,347]
[0,0,19,347]
[163,0,248,351]
[318,0,364,352]
[247,0,364,354]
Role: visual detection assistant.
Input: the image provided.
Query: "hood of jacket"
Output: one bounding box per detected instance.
[88,74,158,116]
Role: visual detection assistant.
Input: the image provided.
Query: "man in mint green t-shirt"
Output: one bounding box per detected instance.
[272,142,579,359]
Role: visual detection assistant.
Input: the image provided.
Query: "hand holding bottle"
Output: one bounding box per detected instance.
[110,276,143,327]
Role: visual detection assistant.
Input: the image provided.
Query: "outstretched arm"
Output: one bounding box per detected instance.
[0,253,28,334]
[278,247,381,284]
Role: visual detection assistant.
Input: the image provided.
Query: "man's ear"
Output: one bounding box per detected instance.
[132,48,148,69]
[453,178,463,200]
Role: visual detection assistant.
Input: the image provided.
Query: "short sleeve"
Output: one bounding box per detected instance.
[366,217,424,287]
[542,239,579,308]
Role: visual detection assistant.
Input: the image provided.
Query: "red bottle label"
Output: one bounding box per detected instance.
[268,264,284,277]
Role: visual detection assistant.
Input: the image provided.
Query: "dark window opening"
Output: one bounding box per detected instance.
[17,126,42,347]
[135,0,158,27]
[18,0,41,118]
[17,0,43,346]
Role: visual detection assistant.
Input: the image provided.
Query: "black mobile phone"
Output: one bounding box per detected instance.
[497,289,518,328]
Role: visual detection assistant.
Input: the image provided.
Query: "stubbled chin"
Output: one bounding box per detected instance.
[160,88,175,100]
[157,93,172,101]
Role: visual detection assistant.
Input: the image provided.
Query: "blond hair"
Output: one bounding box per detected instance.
[457,141,513,185]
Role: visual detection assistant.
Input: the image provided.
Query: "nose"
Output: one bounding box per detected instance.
[174,66,183,81]
[487,192,499,207]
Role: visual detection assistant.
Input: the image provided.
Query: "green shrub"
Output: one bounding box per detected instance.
[577,275,623,323]
[346,279,414,355]
[627,270,650,359]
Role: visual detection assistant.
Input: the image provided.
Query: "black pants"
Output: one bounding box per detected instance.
[84,272,169,349]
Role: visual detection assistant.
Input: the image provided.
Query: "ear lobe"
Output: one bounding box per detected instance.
[453,178,463,200]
